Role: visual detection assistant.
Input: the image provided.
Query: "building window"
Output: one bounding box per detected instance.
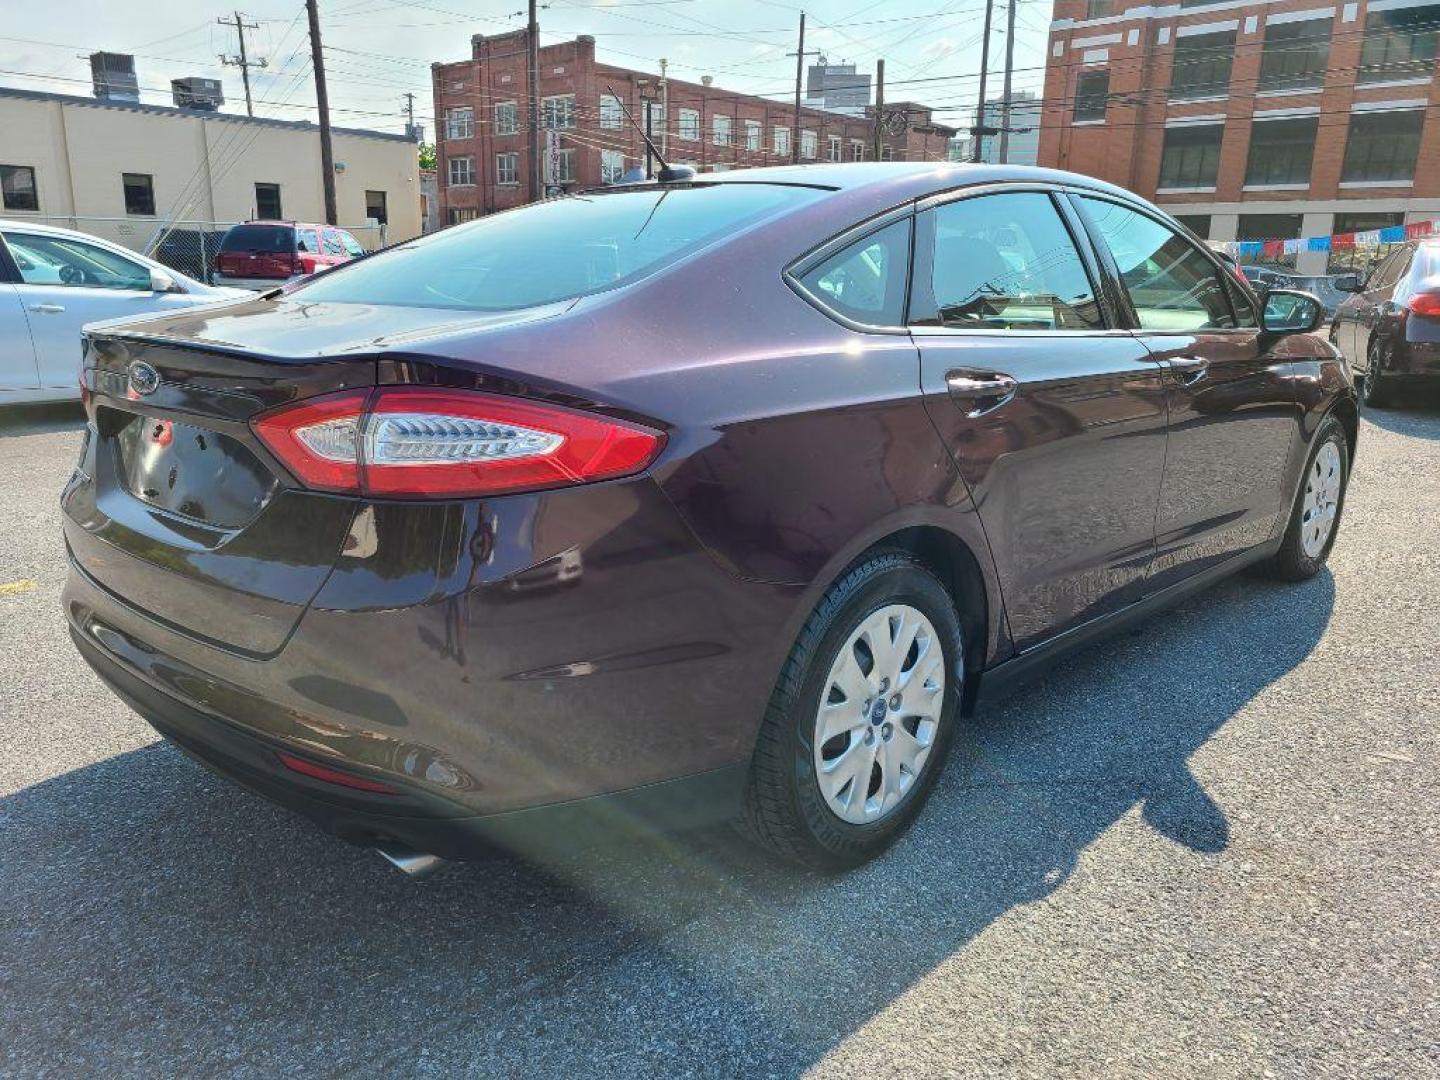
[801,130,817,159]
[1073,69,1109,122]
[444,106,474,140]
[773,126,791,155]
[1174,214,1212,239]
[1334,212,1405,233]
[1169,30,1236,100]
[1085,0,1112,16]
[254,182,282,219]
[1158,124,1223,189]
[1237,213,1304,263]
[1258,18,1332,92]
[121,173,155,216]
[447,208,478,225]
[745,119,762,151]
[555,148,576,184]
[1244,116,1318,186]
[600,149,625,184]
[1341,109,1425,183]
[1,164,38,211]
[1358,5,1440,84]
[600,94,623,130]
[542,95,575,130]
[495,152,518,186]
[494,101,518,136]
[880,145,895,161]
[365,189,387,225]
[846,139,863,161]
[712,114,731,145]
[678,108,700,141]
[827,135,841,161]
[448,156,475,187]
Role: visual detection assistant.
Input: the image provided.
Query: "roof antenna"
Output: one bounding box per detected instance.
[603,83,695,183]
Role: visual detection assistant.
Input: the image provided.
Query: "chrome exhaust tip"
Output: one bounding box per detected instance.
[376,845,446,878]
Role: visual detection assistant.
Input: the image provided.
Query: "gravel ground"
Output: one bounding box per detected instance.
[1,400,1437,1079]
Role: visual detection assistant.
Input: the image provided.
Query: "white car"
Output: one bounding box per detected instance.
[1,220,248,405]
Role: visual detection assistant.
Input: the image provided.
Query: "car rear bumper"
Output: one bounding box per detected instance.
[211,273,300,291]
[1396,339,1440,378]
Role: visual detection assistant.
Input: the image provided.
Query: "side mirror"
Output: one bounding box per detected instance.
[1332,273,1363,293]
[1262,288,1324,334]
[149,267,180,293]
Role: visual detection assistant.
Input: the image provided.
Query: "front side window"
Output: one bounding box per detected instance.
[122,173,155,216]
[712,114,731,146]
[322,230,344,257]
[7,232,151,290]
[297,228,319,253]
[1359,5,1440,83]
[600,149,625,185]
[678,108,699,141]
[910,192,1102,331]
[1077,196,1235,331]
[1074,69,1109,122]
[444,106,474,140]
[1244,116,1318,187]
[496,152,518,186]
[254,182,282,219]
[542,95,575,130]
[1169,30,1236,100]
[600,94,623,130]
[338,231,365,257]
[1158,123,1223,189]
[494,101,518,136]
[1258,18,1332,92]
[1,164,38,211]
[448,156,475,186]
[797,218,911,327]
[292,183,822,312]
[1342,109,1424,183]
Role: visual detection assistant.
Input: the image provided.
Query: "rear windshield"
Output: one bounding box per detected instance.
[290,184,822,312]
[221,225,295,253]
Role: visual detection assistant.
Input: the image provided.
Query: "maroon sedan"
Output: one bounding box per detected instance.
[63,164,1355,873]
[1331,237,1440,407]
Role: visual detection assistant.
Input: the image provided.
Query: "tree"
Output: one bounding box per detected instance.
[417,142,436,170]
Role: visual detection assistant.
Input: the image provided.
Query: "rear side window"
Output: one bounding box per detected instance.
[297,228,320,253]
[796,218,910,327]
[291,183,822,311]
[221,225,294,253]
[1076,196,1235,331]
[910,192,1103,330]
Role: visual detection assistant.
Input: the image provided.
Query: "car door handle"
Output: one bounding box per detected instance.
[945,370,1018,417]
[27,303,65,314]
[1170,355,1208,386]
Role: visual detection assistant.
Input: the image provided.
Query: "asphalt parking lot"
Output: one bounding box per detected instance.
[1,400,1437,1078]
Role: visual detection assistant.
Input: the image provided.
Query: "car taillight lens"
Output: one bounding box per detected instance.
[251,387,665,498]
[275,750,401,794]
[1408,292,1440,317]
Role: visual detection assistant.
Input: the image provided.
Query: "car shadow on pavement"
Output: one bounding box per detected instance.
[0,402,85,438]
[0,571,1335,1076]
[1361,391,1440,439]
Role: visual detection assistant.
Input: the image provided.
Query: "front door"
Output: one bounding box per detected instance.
[0,283,41,391]
[910,188,1169,650]
[1070,194,1303,586]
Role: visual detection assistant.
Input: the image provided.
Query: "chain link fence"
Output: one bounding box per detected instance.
[11,216,386,284]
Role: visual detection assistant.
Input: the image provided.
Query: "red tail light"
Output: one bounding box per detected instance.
[275,750,401,794]
[1407,292,1440,317]
[252,387,666,498]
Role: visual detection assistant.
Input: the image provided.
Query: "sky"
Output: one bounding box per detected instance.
[0,0,1052,139]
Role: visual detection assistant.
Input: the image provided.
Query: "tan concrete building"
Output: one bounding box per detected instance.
[0,86,422,254]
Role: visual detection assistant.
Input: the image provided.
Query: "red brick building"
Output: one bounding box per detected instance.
[1038,0,1440,271]
[431,31,955,224]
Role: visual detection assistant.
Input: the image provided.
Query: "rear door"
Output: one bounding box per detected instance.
[1070,194,1302,586]
[911,187,1168,650]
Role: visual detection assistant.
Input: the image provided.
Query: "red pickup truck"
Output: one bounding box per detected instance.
[213,221,367,290]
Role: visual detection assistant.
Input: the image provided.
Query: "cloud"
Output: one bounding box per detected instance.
[920,38,959,61]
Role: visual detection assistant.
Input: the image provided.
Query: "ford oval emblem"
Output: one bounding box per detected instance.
[127,361,160,397]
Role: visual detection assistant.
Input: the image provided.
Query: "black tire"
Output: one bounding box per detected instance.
[1256,416,1350,582]
[1361,338,1395,408]
[740,551,964,871]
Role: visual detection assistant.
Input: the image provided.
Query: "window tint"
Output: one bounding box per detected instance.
[910,192,1102,331]
[293,184,821,312]
[797,219,910,326]
[1077,197,1235,331]
[7,232,150,290]
[221,225,294,253]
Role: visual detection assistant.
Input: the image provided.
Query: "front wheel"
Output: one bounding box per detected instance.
[1256,416,1349,582]
[740,552,963,871]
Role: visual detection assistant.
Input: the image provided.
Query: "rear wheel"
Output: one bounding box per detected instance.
[741,552,963,871]
[1361,338,1395,408]
[1256,416,1349,581]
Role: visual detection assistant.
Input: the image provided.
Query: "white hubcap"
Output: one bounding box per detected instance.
[1300,441,1342,558]
[813,604,945,825]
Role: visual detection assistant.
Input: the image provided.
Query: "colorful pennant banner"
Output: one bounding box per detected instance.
[1211,218,1436,260]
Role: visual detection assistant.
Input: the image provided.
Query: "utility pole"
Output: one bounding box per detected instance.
[999,0,1017,164]
[970,0,995,163]
[527,0,542,201]
[217,11,266,118]
[659,58,669,160]
[305,0,337,224]
[789,13,806,164]
[872,58,884,161]
[402,91,418,140]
